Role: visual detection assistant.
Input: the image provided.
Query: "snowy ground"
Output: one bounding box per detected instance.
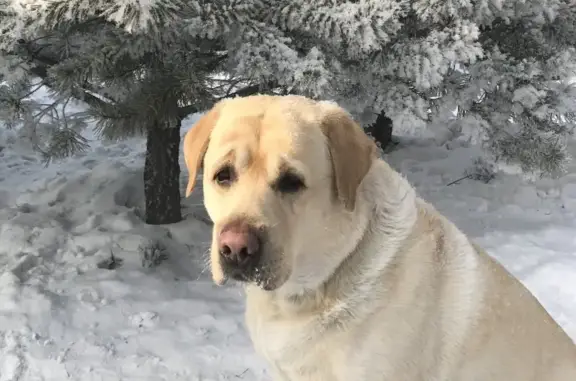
[1,94,576,380]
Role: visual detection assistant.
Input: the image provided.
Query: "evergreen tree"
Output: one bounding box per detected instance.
[1,1,575,224]
[0,1,263,224]
[174,0,575,175]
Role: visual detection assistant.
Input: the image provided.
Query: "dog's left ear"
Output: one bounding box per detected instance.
[320,105,378,211]
[183,101,224,197]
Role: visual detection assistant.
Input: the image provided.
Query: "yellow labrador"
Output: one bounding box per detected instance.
[183,95,576,381]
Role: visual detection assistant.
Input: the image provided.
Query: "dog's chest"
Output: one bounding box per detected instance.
[246,306,346,380]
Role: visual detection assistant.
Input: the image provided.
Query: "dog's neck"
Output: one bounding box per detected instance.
[254,159,419,317]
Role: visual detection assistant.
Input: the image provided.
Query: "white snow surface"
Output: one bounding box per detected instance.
[1,95,576,380]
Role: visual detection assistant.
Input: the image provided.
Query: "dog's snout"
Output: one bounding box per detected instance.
[218,221,261,267]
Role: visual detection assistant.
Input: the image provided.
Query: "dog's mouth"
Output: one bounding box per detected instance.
[227,267,252,282]
[220,262,278,291]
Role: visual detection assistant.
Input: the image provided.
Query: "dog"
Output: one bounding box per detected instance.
[183,94,576,380]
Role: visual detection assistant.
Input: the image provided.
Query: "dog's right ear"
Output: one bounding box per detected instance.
[183,102,223,197]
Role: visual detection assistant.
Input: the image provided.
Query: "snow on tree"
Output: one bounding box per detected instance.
[1,1,575,223]
[0,0,242,225]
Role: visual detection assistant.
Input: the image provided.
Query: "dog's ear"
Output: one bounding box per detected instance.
[183,102,224,197]
[320,106,378,211]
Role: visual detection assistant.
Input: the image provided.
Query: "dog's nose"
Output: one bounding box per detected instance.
[218,221,261,266]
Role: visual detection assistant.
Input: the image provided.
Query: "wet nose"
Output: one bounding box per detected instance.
[218,220,261,265]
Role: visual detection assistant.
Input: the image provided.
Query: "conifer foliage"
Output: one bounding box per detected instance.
[1,1,575,223]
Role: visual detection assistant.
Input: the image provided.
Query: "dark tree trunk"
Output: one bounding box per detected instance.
[144,119,182,225]
[365,110,393,150]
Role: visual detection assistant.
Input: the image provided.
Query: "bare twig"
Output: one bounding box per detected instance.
[19,81,45,100]
[446,174,472,186]
[235,368,249,378]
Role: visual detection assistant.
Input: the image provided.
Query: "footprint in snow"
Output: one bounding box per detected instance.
[129,312,160,329]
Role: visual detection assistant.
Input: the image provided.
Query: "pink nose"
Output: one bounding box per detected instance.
[218,220,261,263]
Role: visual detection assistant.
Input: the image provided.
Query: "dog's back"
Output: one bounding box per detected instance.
[334,194,576,380]
[452,243,576,380]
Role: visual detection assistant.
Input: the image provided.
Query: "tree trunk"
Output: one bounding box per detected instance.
[365,110,393,150]
[144,119,182,225]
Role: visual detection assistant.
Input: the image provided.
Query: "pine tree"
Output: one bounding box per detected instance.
[0,1,259,224]
[213,0,576,176]
[1,1,575,223]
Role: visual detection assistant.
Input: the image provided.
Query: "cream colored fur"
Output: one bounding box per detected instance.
[183,94,576,381]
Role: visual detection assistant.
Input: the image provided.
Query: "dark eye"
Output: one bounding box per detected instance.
[274,172,306,194]
[213,165,236,187]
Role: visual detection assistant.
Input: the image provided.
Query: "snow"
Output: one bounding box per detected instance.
[1,92,576,380]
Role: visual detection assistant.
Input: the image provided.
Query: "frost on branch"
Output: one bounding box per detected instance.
[270,0,406,57]
[0,0,575,178]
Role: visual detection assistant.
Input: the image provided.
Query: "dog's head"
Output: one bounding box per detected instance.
[184,95,377,292]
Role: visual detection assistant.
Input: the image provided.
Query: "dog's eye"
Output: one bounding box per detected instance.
[274,172,306,194]
[213,165,236,187]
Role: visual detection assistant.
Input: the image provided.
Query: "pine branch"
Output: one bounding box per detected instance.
[16,39,111,110]
[177,81,283,118]
[14,35,264,122]
[220,81,281,99]
[40,126,90,165]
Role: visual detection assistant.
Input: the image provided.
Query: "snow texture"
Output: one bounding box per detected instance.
[1,90,576,379]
